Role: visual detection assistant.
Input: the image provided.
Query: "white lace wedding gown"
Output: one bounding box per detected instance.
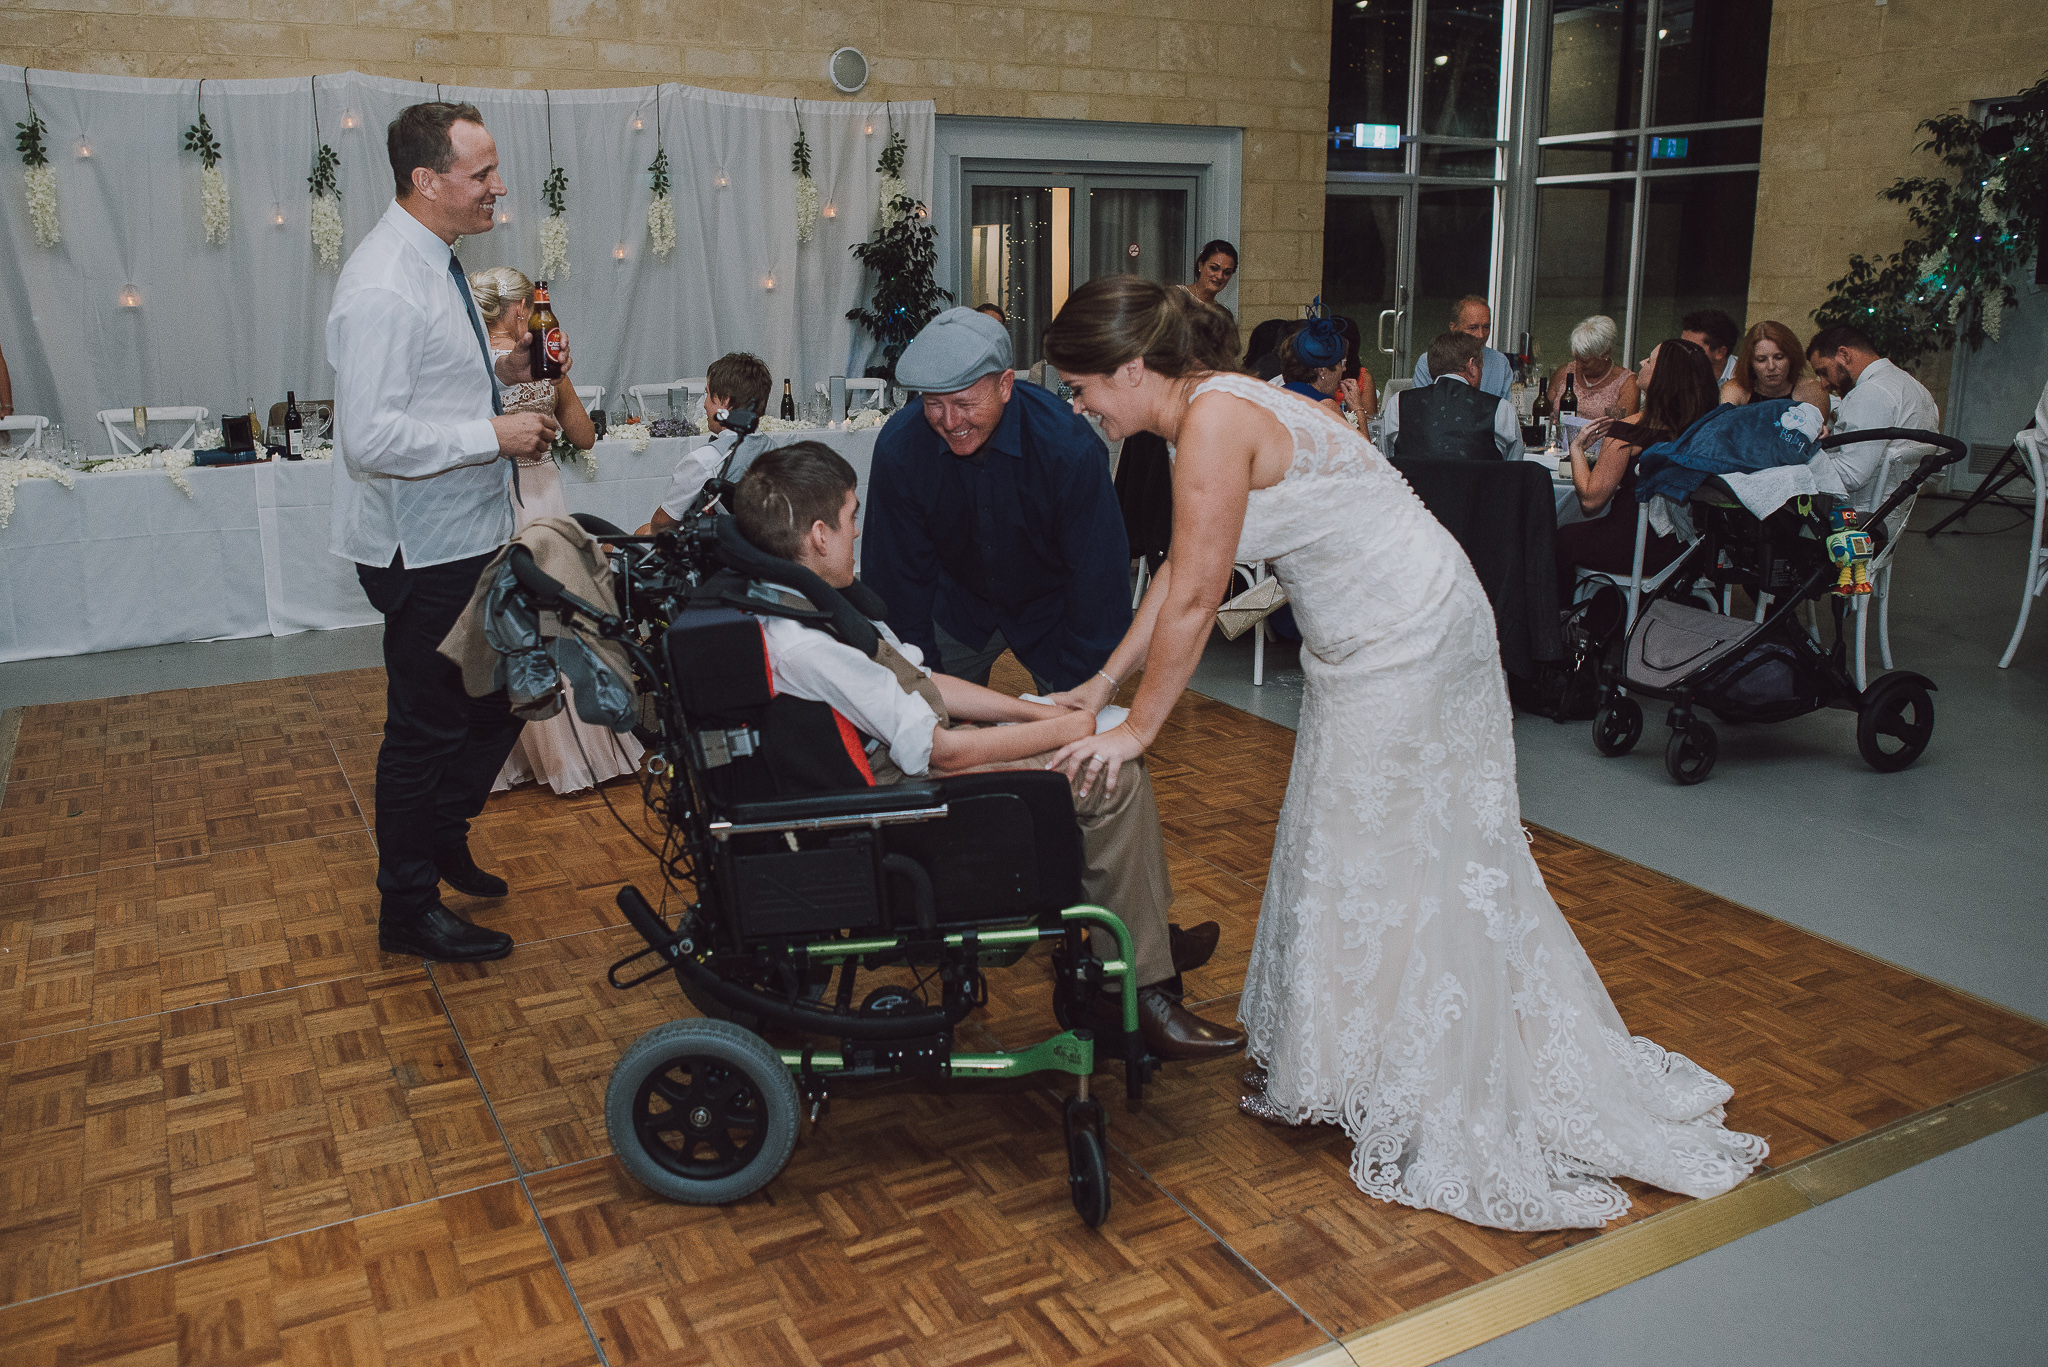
[489,354,645,796]
[1203,373,1768,1231]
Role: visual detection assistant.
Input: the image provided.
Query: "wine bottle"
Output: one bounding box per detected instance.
[779,379,796,421]
[1560,370,1579,416]
[284,392,304,459]
[1531,373,1555,450]
[530,281,564,380]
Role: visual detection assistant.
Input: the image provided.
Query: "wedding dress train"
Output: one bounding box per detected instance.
[1200,372,1768,1231]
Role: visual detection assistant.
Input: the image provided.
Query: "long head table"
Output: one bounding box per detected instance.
[0,429,879,663]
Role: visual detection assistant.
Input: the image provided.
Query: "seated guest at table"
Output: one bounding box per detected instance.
[1722,320,1832,417]
[1554,338,1719,598]
[468,265,639,796]
[1681,308,1741,384]
[1548,314,1639,419]
[639,351,774,534]
[974,302,1007,323]
[1412,295,1513,397]
[864,306,1131,693]
[1383,331,1523,461]
[1277,319,1349,420]
[1806,323,1939,513]
[733,442,1239,1060]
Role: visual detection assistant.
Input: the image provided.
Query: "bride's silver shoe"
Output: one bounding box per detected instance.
[1237,1089,1291,1124]
[1240,1065,1268,1091]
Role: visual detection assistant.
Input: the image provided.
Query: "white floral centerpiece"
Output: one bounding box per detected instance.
[84,449,197,497]
[16,92,58,249]
[606,417,652,453]
[184,89,229,246]
[0,456,74,529]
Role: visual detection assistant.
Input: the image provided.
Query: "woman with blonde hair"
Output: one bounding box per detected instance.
[1037,276,1766,1233]
[469,265,641,795]
[1722,319,1832,414]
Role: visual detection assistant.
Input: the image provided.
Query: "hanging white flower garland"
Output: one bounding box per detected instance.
[792,104,818,244]
[83,448,196,497]
[876,116,908,226]
[307,83,344,270]
[16,73,58,248]
[646,90,674,259]
[184,82,229,245]
[541,90,571,278]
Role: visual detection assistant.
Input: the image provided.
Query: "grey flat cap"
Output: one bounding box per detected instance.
[894,307,1014,393]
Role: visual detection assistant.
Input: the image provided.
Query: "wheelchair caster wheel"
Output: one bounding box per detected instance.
[1664,720,1718,785]
[605,1018,800,1205]
[1592,696,1643,756]
[1063,1093,1111,1229]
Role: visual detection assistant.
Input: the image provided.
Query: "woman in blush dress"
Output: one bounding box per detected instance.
[1038,278,1766,1232]
[1547,315,1639,420]
[470,266,645,795]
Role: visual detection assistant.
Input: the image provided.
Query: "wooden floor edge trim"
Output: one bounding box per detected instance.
[1333,1063,2048,1367]
[1271,1341,1356,1367]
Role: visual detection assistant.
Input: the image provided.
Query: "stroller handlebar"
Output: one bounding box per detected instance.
[1813,428,1965,555]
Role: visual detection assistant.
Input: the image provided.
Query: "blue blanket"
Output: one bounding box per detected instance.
[1635,399,1826,504]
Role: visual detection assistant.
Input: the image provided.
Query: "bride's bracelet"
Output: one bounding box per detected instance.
[1096,669,1120,689]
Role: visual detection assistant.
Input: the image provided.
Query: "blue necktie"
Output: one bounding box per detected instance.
[449,253,504,417]
[451,251,520,504]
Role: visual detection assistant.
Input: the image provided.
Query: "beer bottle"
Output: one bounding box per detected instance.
[284,391,304,459]
[529,281,564,380]
[779,379,796,421]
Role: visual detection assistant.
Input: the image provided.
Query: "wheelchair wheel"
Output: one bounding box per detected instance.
[1664,721,1718,785]
[1857,673,1934,773]
[1592,696,1643,757]
[1067,1127,1111,1228]
[605,1019,799,1205]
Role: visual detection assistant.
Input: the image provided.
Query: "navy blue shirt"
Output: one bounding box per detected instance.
[862,381,1132,692]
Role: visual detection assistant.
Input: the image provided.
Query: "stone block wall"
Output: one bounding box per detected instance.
[1,0,1332,339]
[1750,0,2048,391]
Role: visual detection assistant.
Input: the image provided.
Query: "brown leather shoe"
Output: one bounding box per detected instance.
[1134,985,1245,1061]
[1169,921,1220,974]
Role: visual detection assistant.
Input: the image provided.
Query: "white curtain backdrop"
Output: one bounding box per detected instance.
[0,66,933,448]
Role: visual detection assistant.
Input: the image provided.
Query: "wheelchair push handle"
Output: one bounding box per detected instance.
[506,544,619,630]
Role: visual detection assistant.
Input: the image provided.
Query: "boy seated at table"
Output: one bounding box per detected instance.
[636,350,774,534]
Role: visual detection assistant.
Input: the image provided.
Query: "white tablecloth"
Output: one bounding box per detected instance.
[0,429,878,663]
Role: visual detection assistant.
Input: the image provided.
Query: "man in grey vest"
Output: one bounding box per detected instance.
[1383,332,1525,461]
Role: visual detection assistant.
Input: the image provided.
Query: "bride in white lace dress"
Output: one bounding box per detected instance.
[471,267,645,795]
[1041,279,1766,1231]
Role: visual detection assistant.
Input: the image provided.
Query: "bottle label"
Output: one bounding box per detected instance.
[286,429,303,456]
[543,327,565,363]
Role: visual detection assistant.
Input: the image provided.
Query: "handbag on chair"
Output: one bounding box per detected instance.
[1215,576,1289,640]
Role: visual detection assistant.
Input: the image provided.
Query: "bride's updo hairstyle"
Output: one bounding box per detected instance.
[468,265,534,324]
[1043,275,1241,379]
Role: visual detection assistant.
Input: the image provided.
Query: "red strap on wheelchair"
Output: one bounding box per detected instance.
[833,711,876,785]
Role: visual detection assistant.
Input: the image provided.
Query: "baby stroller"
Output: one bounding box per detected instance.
[1589,428,1965,784]
[497,472,1153,1229]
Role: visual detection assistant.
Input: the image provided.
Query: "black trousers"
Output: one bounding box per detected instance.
[357,549,526,916]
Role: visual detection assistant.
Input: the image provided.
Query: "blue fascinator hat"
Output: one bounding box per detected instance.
[1291,301,1347,368]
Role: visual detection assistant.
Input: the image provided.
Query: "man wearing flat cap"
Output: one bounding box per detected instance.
[863,307,1133,693]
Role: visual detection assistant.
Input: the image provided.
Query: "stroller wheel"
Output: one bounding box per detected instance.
[1664,721,1718,785]
[605,1018,800,1205]
[1067,1126,1112,1228]
[1857,673,1935,773]
[1592,697,1644,756]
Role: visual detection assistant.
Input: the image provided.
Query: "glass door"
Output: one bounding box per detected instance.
[964,170,1198,371]
[1322,187,1410,394]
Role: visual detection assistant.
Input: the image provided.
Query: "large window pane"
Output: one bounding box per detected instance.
[1421,0,1505,138]
[1645,125,1761,167]
[1329,0,1414,172]
[1322,193,1405,393]
[1087,188,1188,288]
[970,185,1059,368]
[1541,137,1638,176]
[1653,0,1772,127]
[1546,0,1648,136]
[1413,186,1497,350]
[1532,183,1633,370]
[1634,172,1758,355]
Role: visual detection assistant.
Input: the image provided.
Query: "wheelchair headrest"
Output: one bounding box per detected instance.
[708,515,889,657]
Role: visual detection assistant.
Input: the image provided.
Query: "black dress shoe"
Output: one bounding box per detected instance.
[1091,985,1245,1062]
[1169,921,1220,974]
[436,847,508,898]
[379,905,514,962]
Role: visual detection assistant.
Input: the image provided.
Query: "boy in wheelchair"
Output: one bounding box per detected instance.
[729,442,1244,1061]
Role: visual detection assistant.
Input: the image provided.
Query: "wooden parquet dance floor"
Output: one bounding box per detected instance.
[3,661,2046,1366]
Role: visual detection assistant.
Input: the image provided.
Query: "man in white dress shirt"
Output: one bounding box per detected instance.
[1411,296,1514,398]
[327,103,558,963]
[1806,323,1940,512]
